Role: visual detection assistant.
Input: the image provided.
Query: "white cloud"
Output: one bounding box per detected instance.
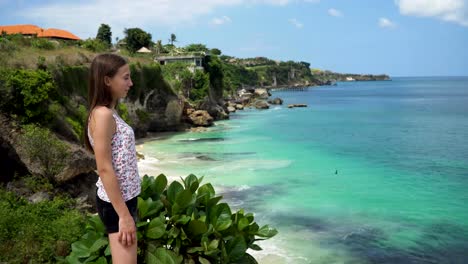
[395,0,468,27]
[289,18,303,28]
[211,16,232,25]
[379,17,397,28]
[17,0,318,39]
[328,8,343,17]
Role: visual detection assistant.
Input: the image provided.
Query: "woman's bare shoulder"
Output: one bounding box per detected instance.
[89,106,115,135]
[91,106,113,120]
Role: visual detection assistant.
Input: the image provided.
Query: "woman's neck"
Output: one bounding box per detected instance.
[110,99,118,109]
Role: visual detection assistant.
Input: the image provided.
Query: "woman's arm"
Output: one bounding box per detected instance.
[90,107,136,246]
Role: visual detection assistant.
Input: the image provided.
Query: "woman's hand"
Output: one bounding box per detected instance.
[118,214,136,247]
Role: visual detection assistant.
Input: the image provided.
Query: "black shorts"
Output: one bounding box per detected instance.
[95,192,139,234]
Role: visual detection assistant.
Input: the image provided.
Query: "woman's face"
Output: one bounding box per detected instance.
[106,64,133,100]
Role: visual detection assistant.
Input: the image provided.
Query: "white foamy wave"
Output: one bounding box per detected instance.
[249,235,310,264]
[235,184,251,191]
[137,155,183,181]
[137,156,160,172]
[214,184,252,194]
[141,156,160,163]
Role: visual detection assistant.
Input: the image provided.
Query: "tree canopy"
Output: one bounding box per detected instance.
[124,28,152,53]
[96,24,112,47]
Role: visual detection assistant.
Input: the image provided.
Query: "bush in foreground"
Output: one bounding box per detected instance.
[66,174,277,263]
[0,189,86,263]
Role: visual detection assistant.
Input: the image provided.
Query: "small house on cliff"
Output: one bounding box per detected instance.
[154,53,205,72]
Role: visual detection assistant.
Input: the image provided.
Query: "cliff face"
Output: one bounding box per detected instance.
[311,70,391,83]
[221,57,321,90]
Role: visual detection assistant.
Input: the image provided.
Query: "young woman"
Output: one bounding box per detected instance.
[84,53,141,263]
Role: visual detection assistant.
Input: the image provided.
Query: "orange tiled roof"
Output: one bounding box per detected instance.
[0,24,80,40]
[37,28,80,40]
[0,24,42,35]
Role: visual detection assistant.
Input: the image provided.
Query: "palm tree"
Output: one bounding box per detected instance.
[156,40,163,54]
[169,33,177,45]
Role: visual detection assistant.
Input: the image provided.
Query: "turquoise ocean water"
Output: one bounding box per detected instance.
[137,77,468,263]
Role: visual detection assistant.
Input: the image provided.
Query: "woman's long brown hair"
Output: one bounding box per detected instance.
[84,53,127,153]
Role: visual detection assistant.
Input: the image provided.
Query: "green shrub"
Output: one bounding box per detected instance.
[67,174,277,263]
[136,108,150,123]
[53,65,89,98]
[81,38,108,52]
[0,37,18,55]
[31,38,55,50]
[0,68,14,111]
[63,103,88,141]
[0,189,86,263]
[191,70,209,102]
[116,102,130,124]
[7,33,32,45]
[37,55,47,70]
[4,69,57,123]
[23,174,54,193]
[20,124,70,181]
[66,116,84,140]
[128,63,178,108]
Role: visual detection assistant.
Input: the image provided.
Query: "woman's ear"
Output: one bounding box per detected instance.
[104,76,112,87]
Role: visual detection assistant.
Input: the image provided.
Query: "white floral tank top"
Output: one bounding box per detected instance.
[88,110,141,202]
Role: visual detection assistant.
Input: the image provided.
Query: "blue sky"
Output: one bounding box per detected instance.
[1,0,468,76]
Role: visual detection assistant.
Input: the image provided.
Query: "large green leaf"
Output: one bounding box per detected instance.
[186,219,208,237]
[139,197,164,219]
[210,203,232,231]
[153,173,168,196]
[207,196,223,207]
[85,215,106,234]
[70,240,91,258]
[225,236,247,262]
[245,213,254,223]
[147,247,183,264]
[146,250,159,264]
[83,255,99,262]
[256,225,278,238]
[147,217,166,239]
[89,237,108,253]
[246,222,260,235]
[175,189,194,209]
[167,181,184,204]
[183,174,197,188]
[175,215,191,225]
[140,174,153,198]
[199,256,211,264]
[208,239,219,250]
[197,183,215,204]
[104,244,111,256]
[249,244,262,251]
[138,197,149,218]
[65,254,81,264]
[168,226,180,238]
[136,220,150,228]
[237,217,249,231]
